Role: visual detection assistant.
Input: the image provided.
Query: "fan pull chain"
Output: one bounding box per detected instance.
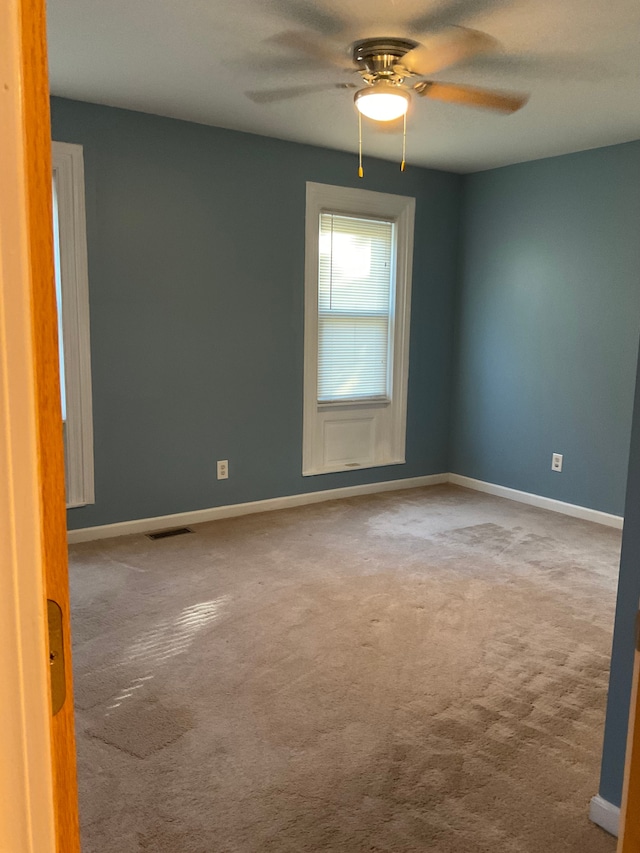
[401,112,407,172]
[358,112,364,178]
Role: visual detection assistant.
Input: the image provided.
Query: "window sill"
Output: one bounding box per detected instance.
[317,397,391,411]
[303,456,406,477]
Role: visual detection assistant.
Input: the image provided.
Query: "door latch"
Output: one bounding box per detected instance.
[47,599,66,715]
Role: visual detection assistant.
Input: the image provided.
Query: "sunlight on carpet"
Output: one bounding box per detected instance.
[69,485,619,852]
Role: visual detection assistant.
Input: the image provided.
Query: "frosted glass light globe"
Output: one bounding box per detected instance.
[354,83,410,122]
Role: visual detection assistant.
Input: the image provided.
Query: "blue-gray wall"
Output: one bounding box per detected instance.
[51,97,463,530]
[451,141,640,808]
[53,95,640,806]
[600,345,640,807]
[451,142,640,516]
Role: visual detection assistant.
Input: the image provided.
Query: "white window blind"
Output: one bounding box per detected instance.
[318,212,395,403]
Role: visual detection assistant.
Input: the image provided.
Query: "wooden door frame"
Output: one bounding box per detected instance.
[0,0,79,850]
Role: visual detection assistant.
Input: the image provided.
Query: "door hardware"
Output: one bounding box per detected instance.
[47,599,66,715]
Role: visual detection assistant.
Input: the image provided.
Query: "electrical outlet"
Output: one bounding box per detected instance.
[217,459,229,480]
[551,453,563,472]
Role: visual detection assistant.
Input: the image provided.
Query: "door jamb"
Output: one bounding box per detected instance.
[0,0,73,849]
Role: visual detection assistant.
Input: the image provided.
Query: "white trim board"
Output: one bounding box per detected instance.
[449,474,624,530]
[68,472,624,543]
[67,474,448,543]
[589,795,620,837]
[52,141,95,509]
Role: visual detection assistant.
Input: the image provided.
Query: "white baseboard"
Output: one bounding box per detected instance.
[589,795,620,837]
[67,473,449,544]
[448,474,624,530]
[68,471,624,543]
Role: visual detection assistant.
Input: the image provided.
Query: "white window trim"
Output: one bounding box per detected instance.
[52,141,95,508]
[303,182,415,476]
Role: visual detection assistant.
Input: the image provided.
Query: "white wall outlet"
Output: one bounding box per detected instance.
[217,459,229,480]
[551,453,563,472]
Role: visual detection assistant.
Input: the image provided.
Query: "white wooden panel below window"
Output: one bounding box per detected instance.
[304,400,403,475]
[323,417,375,468]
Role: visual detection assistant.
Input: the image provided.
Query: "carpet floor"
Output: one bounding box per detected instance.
[69,485,620,852]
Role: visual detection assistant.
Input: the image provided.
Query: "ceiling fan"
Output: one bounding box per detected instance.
[247,27,529,120]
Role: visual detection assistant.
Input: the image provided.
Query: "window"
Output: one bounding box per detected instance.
[52,141,94,507]
[303,182,415,476]
[318,213,393,403]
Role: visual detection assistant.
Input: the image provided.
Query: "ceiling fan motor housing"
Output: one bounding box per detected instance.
[352,38,419,82]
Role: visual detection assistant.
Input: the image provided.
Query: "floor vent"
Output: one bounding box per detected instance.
[146,527,193,541]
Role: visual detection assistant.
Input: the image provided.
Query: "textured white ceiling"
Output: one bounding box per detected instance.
[47,0,640,172]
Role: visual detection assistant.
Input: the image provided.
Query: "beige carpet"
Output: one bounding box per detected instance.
[69,485,619,852]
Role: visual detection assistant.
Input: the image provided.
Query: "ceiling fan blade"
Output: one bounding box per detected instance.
[416,81,528,113]
[460,52,605,81]
[268,30,350,69]
[246,83,355,104]
[408,0,510,33]
[268,0,349,36]
[399,27,498,76]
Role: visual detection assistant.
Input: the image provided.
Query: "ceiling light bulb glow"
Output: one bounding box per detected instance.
[354,83,410,122]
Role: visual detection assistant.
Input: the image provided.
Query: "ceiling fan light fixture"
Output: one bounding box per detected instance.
[354,82,410,122]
